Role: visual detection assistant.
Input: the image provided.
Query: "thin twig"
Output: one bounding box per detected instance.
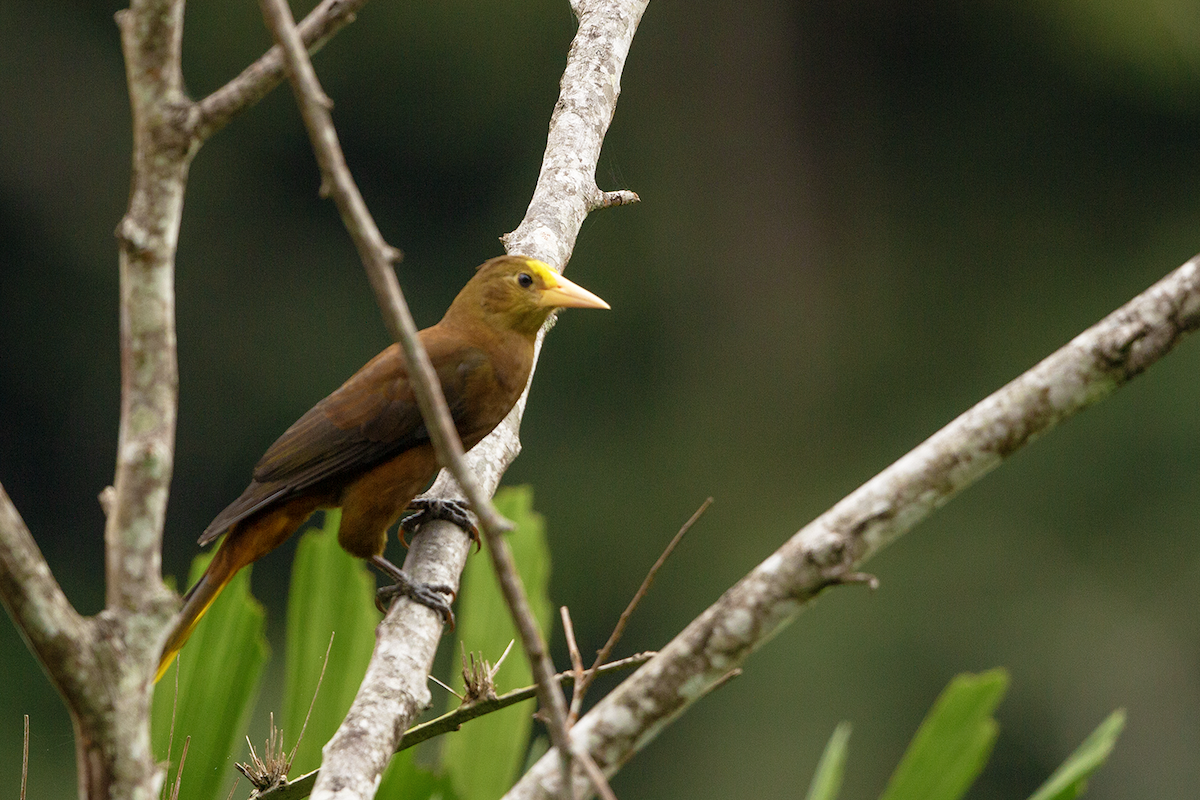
[560,606,586,717]
[407,653,653,751]
[168,737,190,800]
[572,747,618,800]
[428,673,462,700]
[561,607,585,678]
[161,659,180,800]
[483,532,576,798]
[303,0,647,795]
[20,715,28,800]
[194,0,373,142]
[569,497,711,721]
[257,0,511,539]
[286,632,335,775]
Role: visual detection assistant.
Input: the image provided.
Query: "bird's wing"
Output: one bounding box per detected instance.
[200,337,490,544]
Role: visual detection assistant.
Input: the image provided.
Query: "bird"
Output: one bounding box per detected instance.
[156,255,609,682]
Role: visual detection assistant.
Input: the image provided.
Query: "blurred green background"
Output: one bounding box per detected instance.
[2,0,1200,797]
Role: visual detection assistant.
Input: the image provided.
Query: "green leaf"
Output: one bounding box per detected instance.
[1027,710,1126,800]
[805,722,852,800]
[153,554,269,800]
[282,509,382,775]
[440,486,553,800]
[377,748,456,800]
[878,669,1009,800]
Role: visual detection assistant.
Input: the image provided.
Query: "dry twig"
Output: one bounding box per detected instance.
[167,737,190,800]
[20,715,28,800]
[569,498,711,722]
[237,716,289,792]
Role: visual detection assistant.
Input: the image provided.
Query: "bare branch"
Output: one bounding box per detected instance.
[562,606,586,688]
[571,497,711,721]
[504,255,1200,799]
[20,715,28,800]
[481,519,576,798]
[0,486,89,693]
[193,0,373,142]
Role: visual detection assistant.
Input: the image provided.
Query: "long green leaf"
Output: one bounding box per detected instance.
[153,554,269,800]
[283,509,382,775]
[878,669,1009,800]
[440,486,553,800]
[1027,710,1125,800]
[805,722,852,800]
[377,748,455,800]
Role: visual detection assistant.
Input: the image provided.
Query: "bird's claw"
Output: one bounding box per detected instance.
[401,497,480,551]
[375,576,456,629]
[369,554,456,629]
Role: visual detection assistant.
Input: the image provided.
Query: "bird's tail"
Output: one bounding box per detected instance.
[155,557,237,683]
[157,496,322,682]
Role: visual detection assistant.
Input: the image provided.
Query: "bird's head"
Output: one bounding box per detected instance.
[448,255,610,337]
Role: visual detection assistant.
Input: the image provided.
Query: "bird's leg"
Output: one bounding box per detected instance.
[401,497,480,550]
[369,555,456,629]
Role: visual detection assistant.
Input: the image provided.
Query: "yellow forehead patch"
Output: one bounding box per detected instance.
[523,258,561,288]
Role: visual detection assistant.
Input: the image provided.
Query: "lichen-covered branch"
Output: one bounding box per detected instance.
[504,255,1200,800]
[0,485,91,707]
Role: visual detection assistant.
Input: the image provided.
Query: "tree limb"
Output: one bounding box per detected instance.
[193,0,373,143]
[0,485,91,706]
[503,254,1200,799]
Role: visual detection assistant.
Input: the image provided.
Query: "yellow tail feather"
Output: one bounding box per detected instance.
[155,573,229,683]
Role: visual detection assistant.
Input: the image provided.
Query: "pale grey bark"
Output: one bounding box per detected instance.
[503,255,1200,800]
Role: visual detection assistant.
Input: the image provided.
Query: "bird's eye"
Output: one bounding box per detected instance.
[517,272,534,288]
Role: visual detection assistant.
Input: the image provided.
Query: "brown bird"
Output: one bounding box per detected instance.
[157,255,609,681]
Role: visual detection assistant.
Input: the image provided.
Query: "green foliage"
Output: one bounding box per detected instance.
[152,554,269,800]
[437,485,554,800]
[377,749,454,800]
[805,670,1123,800]
[1027,710,1126,800]
[282,509,382,775]
[879,669,1007,800]
[805,722,852,800]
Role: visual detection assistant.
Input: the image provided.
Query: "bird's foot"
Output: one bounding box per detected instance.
[370,555,456,629]
[401,497,480,550]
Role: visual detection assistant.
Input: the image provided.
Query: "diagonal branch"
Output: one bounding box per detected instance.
[504,255,1200,799]
[193,0,373,143]
[0,485,90,699]
[257,0,508,536]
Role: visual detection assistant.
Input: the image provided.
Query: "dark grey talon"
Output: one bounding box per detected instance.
[369,555,456,629]
[401,497,480,550]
